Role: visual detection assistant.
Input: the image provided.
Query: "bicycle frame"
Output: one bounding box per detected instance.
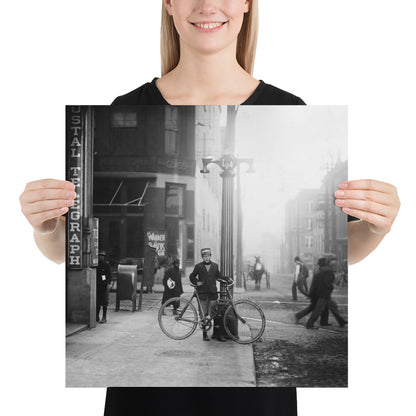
[178,283,246,326]
[159,281,266,344]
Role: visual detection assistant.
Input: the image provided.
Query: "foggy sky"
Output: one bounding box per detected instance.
[233,106,347,257]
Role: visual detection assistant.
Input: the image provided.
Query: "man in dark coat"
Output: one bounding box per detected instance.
[189,248,224,342]
[161,258,183,314]
[295,258,327,325]
[305,257,347,329]
[96,250,112,323]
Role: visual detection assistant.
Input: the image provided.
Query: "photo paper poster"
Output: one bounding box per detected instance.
[66,105,348,387]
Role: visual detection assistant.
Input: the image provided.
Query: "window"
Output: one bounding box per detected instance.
[93,178,148,214]
[165,107,178,129]
[165,107,178,154]
[165,130,178,154]
[111,111,137,128]
[165,183,185,216]
[305,235,313,248]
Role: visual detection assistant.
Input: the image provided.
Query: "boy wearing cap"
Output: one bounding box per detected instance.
[189,248,224,342]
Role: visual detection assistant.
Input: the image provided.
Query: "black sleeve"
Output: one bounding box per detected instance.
[189,265,199,284]
[162,270,169,287]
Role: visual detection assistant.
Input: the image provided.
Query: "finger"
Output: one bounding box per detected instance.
[22,198,75,216]
[335,197,392,217]
[334,189,391,206]
[24,179,75,192]
[339,179,398,194]
[20,189,77,205]
[341,207,393,233]
[27,207,69,230]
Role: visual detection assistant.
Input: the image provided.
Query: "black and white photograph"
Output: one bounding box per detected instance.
[66,105,347,387]
[6,1,415,415]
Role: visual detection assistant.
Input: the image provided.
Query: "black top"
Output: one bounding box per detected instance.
[189,261,222,295]
[112,78,305,106]
[105,387,298,416]
[309,266,335,300]
[105,80,306,416]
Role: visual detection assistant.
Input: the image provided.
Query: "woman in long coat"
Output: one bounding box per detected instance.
[161,259,183,308]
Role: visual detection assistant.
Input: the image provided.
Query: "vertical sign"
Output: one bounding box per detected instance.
[66,106,84,269]
[91,218,99,266]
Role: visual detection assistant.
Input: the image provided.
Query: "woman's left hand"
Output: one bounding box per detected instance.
[334,179,400,236]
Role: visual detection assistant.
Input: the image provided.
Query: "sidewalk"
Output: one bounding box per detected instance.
[66,284,256,387]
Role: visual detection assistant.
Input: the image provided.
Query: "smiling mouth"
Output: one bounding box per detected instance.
[191,21,228,30]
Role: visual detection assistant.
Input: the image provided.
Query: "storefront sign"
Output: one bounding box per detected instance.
[143,229,167,287]
[66,106,84,268]
[146,230,167,256]
[158,157,195,176]
[95,156,157,173]
[95,156,195,176]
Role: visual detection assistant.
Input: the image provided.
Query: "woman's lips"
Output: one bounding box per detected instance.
[191,21,228,33]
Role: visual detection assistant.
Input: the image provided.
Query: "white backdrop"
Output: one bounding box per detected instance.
[2,1,415,415]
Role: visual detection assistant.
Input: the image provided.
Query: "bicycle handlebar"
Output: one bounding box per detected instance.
[190,279,234,288]
[218,278,234,286]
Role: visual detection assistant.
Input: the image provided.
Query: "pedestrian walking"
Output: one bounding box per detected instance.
[189,248,225,342]
[161,259,183,314]
[295,258,329,326]
[305,257,347,329]
[292,256,309,301]
[96,250,112,324]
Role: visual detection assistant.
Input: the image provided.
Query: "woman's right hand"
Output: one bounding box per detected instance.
[20,179,76,234]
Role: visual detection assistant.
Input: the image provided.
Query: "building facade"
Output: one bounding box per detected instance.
[93,106,196,279]
[93,105,226,279]
[282,160,348,273]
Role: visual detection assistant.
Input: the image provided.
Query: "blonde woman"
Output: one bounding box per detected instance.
[19,1,400,415]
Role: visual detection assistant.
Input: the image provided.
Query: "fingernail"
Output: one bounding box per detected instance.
[336,199,344,205]
[343,207,351,213]
[65,200,74,206]
[66,191,76,199]
[339,182,348,189]
[65,181,75,190]
[335,190,344,197]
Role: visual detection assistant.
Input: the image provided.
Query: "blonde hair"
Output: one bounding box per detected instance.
[160,0,258,76]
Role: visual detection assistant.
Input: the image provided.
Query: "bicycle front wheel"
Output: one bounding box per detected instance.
[223,299,266,344]
[158,297,198,340]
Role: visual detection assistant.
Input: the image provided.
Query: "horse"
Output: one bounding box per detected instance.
[253,256,265,290]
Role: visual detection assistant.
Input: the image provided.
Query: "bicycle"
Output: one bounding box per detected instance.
[158,278,266,344]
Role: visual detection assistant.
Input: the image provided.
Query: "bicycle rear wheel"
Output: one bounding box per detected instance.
[223,299,266,344]
[158,297,198,340]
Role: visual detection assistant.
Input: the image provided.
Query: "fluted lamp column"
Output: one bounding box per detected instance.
[200,155,254,335]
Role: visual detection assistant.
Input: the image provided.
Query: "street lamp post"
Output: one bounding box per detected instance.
[200,154,254,299]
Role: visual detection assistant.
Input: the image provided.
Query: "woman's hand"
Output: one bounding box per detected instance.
[20,179,76,234]
[335,179,400,236]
